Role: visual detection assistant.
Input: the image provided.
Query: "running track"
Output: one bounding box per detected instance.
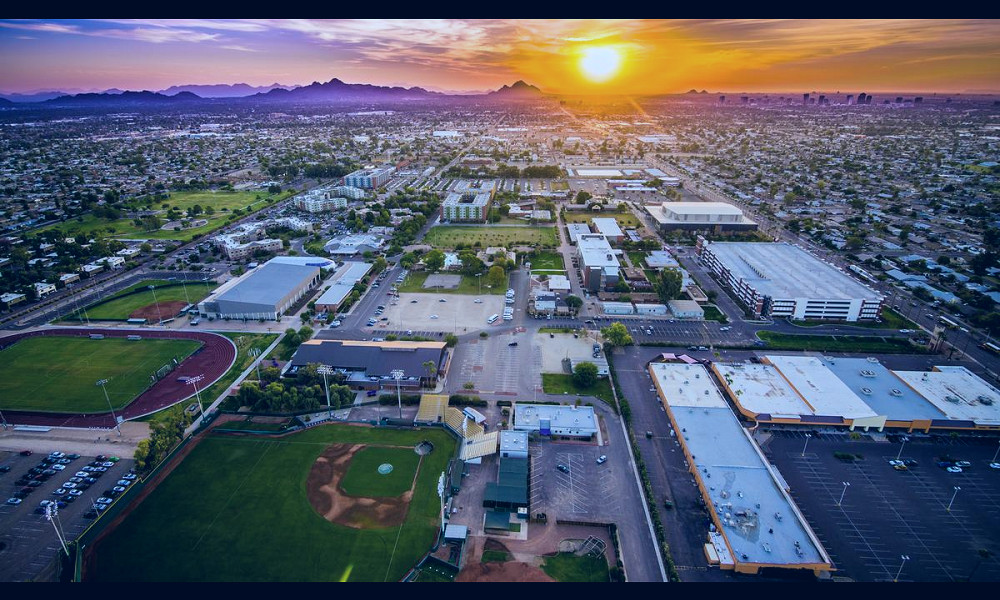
[0,327,237,428]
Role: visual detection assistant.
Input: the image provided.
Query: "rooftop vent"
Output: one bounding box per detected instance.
[890,389,903,397]
[860,387,873,395]
[945,395,961,403]
[860,370,877,378]
[978,395,994,406]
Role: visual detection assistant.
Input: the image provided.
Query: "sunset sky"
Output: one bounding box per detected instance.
[1,19,998,95]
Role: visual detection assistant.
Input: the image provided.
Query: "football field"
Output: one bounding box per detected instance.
[0,336,201,412]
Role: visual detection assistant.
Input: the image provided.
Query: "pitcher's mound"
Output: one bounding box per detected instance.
[306,443,413,529]
[457,562,554,582]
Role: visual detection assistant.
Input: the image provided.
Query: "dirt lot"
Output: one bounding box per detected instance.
[129,300,188,322]
[378,293,506,332]
[306,443,413,529]
[536,333,602,373]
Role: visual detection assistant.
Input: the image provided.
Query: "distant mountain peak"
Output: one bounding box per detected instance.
[490,80,543,97]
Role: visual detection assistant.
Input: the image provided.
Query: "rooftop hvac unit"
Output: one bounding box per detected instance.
[860,370,877,378]
[945,395,961,403]
[867,357,879,363]
[890,389,903,397]
[978,395,994,406]
[860,387,872,395]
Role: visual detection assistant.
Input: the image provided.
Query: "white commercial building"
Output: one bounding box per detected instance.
[577,234,620,292]
[197,259,321,320]
[669,299,704,319]
[591,218,624,242]
[513,403,598,438]
[602,301,634,315]
[343,166,395,189]
[33,281,56,298]
[698,241,883,322]
[646,202,757,232]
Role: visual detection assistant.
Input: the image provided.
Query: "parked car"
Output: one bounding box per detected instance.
[596,455,607,464]
[19,450,32,457]
[946,466,963,473]
[556,464,570,474]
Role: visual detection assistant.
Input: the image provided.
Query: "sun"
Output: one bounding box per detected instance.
[579,46,622,83]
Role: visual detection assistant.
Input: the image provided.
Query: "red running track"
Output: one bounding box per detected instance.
[0,327,237,429]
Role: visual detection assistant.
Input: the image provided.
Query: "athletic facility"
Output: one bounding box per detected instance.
[0,328,236,428]
[84,425,456,582]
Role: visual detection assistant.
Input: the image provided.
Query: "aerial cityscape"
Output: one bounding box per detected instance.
[1,18,999,583]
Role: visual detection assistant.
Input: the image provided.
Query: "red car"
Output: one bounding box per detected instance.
[20,450,32,457]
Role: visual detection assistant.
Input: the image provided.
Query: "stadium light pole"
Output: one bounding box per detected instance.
[186,375,206,421]
[894,555,910,582]
[896,436,909,461]
[0,408,8,430]
[392,369,404,419]
[947,486,961,512]
[148,285,162,324]
[837,481,850,506]
[801,433,812,457]
[992,440,1000,463]
[96,379,122,437]
[45,504,70,557]
[318,365,335,419]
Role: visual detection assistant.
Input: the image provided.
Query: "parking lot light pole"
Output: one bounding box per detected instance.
[96,379,122,437]
[894,555,910,582]
[896,436,909,460]
[801,433,812,457]
[992,440,1000,463]
[392,369,404,419]
[947,486,961,512]
[837,481,850,506]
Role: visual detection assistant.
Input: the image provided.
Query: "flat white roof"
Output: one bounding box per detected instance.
[893,367,1000,424]
[592,218,624,237]
[578,234,619,268]
[650,362,729,409]
[765,355,878,418]
[513,403,598,432]
[716,363,813,417]
[661,202,744,215]
[500,429,529,453]
[705,242,880,301]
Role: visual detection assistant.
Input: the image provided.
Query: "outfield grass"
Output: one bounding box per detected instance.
[397,271,507,295]
[38,190,290,242]
[541,373,615,408]
[88,426,457,582]
[340,446,420,498]
[756,331,924,353]
[77,281,216,321]
[562,211,641,228]
[541,553,610,582]
[0,336,201,413]
[424,226,557,249]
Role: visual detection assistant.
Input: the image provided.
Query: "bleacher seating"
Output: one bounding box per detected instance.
[459,431,499,460]
[415,394,449,424]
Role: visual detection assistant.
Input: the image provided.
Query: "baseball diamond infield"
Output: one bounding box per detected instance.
[85,425,457,582]
[0,327,236,428]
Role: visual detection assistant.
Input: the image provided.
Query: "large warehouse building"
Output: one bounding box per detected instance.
[286,339,449,390]
[698,240,882,321]
[646,201,757,233]
[649,361,833,575]
[197,259,321,320]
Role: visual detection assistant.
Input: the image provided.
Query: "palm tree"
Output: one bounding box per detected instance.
[422,360,437,387]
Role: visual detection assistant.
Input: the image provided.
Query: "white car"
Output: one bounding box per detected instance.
[6,497,21,506]
[51,464,66,471]
[430,315,438,319]
[474,298,483,304]
[596,455,607,464]
[946,466,963,473]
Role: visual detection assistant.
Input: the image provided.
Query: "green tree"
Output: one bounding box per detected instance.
[486,265,506,288]
[575,190,592,205]
[424,249,445,272]
[655,269,684,303]
[565,295,583,314]
[444,334,458,347]
[601,322,633,347]
[572,361,599,388]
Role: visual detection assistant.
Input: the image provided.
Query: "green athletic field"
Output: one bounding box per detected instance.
[340,446,421,497]
[424,225,557,248]
[87,426,456,582]
[76,280,216,321]
[0,336,202,412]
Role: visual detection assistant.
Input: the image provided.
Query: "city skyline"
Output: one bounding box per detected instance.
[2,19,999,95]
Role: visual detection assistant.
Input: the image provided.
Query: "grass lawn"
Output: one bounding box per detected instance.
[340,446,421,498]
[76,281,216,321]
[396,271,506,295]
[541,553,610,582]
[790,307,918,330]
[424,225,557,249]
[217,419,292,433]
[702,304,728,324]
[145,332,277,425]
[541,373,616,408]
[756,331,924,353]
[627,251,648,268]
[38,190,290,242]
[528,251,565,271]
[88,426,457,582]
[0,336,201,413]
[415,568,455,582]
[562,211,641,228]
[481,550,511,563]
[538,327,581,334]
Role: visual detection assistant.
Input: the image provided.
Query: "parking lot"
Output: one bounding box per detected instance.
[528,440,622,522]
[448,331,538,395]
[764,431,1000,582]
[375,293,505,332]
[0,449,137,581]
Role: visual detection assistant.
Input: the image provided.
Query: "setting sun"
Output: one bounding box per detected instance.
[579,46,622,83]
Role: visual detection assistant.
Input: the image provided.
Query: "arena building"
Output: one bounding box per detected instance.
[197,259,321,320]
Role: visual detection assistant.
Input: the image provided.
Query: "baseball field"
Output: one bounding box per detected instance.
[87,425,457,582]
[72,280,216,321]
[0,336,202,413]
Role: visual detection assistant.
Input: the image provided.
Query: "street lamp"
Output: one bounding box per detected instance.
[317,365,335,419]
[947,486,961,512]
[801,433,812,457]
[896,436,910,461]
[391,369,404,419]
[186,375,206,421]
[96,379,122,437]
[894,555,910,582]
[476,272,482,296]
[837,481,850,506]
[148,285,161,324]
